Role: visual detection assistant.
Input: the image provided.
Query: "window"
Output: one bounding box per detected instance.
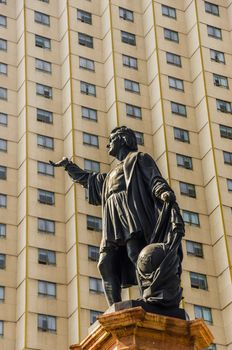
[227,179,232,191]
[35,58,52,73]
[135,131,144,146]
[81,106,97,121]
[171,102,187,116]
[0,254,5,269]
[0,0,7,4]
[205,2,219,16]
[0,39,7,51]
[176,154,193,169]
[37,161,54,176]
[208,344,217,350]
[126,104,141,119]
[0,113,7,126]
[223,151,232,165]
[174,128,189,143]
[0,87,7,100]
[190,272,208,290]
[124,79,140,93]
[35,11,50,25]
[36,83,52,98]
[0,166,6,180]
[0,15,6,27]
[80,81,96,96]
[162,5,176,19]
[88,245,99,261]
[216,99,231,113]
[79,57,95,71]
[122,55,138,69]
[35,35,51,49]
[84,159,100,172]
[90,310,103,325]
[0,194,6,208]
[78,32,93,48]
[0,224,6,238]
[0,286,5,302]
[89,277,104,293]
[38,189,55,205]
[213,74,228,88]
[194,305,213,325]
[38,249,56,265]
[179,182,196,198]
[0,63,7,75]
[37,109,53,124]
[182,210,200,226]
[186,240,203,258]
[207,25,222,39]
[168,77,184,91]
[119,7,134,22]
[37,134,54,149]
[0,139,7,152]
[87,215,102,231]
[38,314,56,332]
[121,31,136,46]
[210,49,225,63]
[164,28,179,42]
[0,321,3,336]
[38,218,55,234]
[83,132,99,147]
[77,9,92,24]
[166,52,181,67]
[39,0,49,2]
[220,125,232,140]
[38,281,56,297]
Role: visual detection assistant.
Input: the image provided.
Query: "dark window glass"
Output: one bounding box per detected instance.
[78,32,93,48]
[162,5,176,18]
[174,128,189,143]
[38,280,56,297]
[119,7,134,22]
[37,109,53,124]
[179,182,196,198]
[164,28,179,42]
[0,113,7,126]
[134,131,144,145]
[35,35,51,49]
[37,135,54,149]
[36,83,52,98]
[220,125,232,140]
[205,2,219,16]
[216,99,231,113]
[223,151,232,165]
[38,218,55,234]
[121,31,136,46]
[186,240,203,258]
[0,223,6,238]
[0,194,6,207]
[90,310,103,325]
[34,11,50,25]
[0,166,6,179]
[0,39,7,51]
[81,106,97,121]
[38,249,56,265]
[87,215,102,231]
[77,9,92,24]
[168,77,184,91]
[84,159,100,172]
[207,25,222,39]
[182,210,200,226]
[0,254,5,268]
[80,81,96,96]
[79,57,95,71]
[83,133,99,147]
[194,305,213,325]
[88,245,99,261]
[166,52,181,66]
[38,314,56,332]
[210,49,225,63]
[122,55,138,69]
[171,102,187,116]
[38,189,55,205]
[124,79,140,93]
[89,277,104,293]
[176,154,193,169]
[190,272,208,290]
[126,104,142,119]
[35,58,52,73]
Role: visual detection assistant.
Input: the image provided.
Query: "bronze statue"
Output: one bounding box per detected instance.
[50,126,184,308]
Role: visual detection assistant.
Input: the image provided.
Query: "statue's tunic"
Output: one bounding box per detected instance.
[65,151,184,288]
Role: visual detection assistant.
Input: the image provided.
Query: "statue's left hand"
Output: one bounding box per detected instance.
[161,191,176,203]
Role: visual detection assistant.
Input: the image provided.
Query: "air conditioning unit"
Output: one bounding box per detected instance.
[42,320,48,331]
[44,90,50,98]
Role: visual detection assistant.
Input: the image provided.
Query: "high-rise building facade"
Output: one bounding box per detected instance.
[0,0,231,349]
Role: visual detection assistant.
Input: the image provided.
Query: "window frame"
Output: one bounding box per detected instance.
[121,31,136,46]
[37,189,55,206]
[34,11,50,26]
[162,4,176,19]
[77,9,92,24]
[38,218,55,234]
[176,154,193,169]
[119,7,134,22]
[83,132,99,147]
[174,128,190,143]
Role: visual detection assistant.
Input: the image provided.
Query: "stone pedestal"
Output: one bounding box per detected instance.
[70,307,213,350]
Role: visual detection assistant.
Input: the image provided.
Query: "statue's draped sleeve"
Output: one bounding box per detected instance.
[64,161,106,206]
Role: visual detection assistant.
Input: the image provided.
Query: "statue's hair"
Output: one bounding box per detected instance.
[111,126,138,151]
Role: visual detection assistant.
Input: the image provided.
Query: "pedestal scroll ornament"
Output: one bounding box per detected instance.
[50,126,185,312]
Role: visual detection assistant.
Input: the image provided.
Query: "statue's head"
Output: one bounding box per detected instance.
[107,126,138,157]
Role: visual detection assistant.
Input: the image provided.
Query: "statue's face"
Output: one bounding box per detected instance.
[107,132,124,157]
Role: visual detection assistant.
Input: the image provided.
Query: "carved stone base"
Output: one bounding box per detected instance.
[70,307,213,350]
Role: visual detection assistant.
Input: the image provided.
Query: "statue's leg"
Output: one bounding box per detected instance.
[126,237,146,296]
[97,249,121,306]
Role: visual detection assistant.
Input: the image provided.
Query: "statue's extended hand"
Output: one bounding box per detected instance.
[161,191,176,203]
[49,157,70,168]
